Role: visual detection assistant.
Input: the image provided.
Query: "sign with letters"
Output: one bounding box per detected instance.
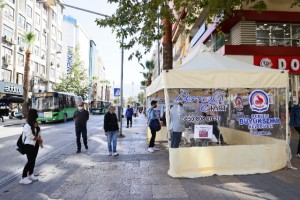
[0,82,23,95]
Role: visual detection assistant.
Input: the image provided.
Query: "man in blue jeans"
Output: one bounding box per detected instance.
[73,102,89,153]
[104,106,119,156]
[170,102,187,148]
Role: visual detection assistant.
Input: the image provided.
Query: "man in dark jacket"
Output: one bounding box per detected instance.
[73,102,89,153]
[104,106,119,156]
[289,101,300,157]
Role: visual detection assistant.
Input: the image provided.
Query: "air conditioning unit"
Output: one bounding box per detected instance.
[50,62,54,66]
[3,54,12,66]
[19,46,25,52]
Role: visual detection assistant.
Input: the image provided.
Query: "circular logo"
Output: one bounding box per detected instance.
[235,97,243,111]
[260,58,273,68]
[249,90,269,113]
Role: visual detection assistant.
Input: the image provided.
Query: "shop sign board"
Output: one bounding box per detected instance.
[0,82,23,95]
[254,56,300,74]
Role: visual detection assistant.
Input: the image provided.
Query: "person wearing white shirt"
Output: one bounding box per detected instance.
[20,109,43,185]
[170,102,187,148]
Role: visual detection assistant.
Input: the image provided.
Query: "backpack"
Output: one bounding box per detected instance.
[15,133,26,155]
[149,119,161,132]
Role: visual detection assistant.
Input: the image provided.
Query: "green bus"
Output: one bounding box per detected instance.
[90,100,111,115]
[32,92,82,123]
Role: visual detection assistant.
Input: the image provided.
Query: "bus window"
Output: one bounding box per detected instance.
[71,96,75,107]
[59,96,64,109]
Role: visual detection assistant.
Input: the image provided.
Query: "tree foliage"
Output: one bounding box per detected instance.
[140,60,154,86]
[0,0,6,9]
[53,45,89,100]
[137,92,146,105]
[96,0,275,61]
[127,96,135,105]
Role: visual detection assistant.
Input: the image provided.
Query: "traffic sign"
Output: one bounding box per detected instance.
[114,88,121,97]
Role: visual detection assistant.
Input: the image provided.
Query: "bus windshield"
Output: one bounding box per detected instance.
[91,101,103,109]
[35,96,59,111]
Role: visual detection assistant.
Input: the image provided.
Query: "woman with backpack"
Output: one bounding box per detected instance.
[20,109,43,184]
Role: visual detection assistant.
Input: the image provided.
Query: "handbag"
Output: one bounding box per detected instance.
[15,133,26,155]
[149,119,161,131]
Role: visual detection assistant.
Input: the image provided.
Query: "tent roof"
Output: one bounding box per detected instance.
[179,44,271,71]
[146,44,288,97]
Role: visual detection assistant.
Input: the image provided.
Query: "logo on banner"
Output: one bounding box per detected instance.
[260,58,273,68]
[235,96,243,111]
[249,90,269,113]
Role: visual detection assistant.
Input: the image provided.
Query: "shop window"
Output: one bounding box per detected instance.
[3,25,14,38]
[1,69,12,82]
[4,5,14,21]
[17,73,23,85]
[17,53,24,66]
[256,23,300,47]
[27,5,33,18]
[18,14,26,29]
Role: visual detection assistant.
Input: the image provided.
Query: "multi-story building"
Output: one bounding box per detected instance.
[0,0,64,95]
[172,0,300,103]
[94,51,106,101]
[62,15,90,77]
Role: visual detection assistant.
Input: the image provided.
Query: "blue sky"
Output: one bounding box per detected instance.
[63,0,152,98]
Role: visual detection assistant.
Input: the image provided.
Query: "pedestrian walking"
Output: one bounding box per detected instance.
[125,105,133,128]
[104,106,119,156]
[20,109,43,185]
[73,102,89,153]
[170,102,187,148]
[147,100,160,153]
[289,100,300,157]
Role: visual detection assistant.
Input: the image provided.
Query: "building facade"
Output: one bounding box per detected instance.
[94,51,105,101]
[0,0,64,94]
[172,0,300,103]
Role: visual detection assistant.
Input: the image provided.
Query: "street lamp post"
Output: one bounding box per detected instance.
[119,34,125,137]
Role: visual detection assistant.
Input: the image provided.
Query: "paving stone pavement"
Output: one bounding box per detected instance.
[1,116,300,200]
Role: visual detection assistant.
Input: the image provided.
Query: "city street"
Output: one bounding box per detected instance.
[0,115,300,199]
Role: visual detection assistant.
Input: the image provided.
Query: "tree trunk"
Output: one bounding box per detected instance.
[162,17,173,71]
[22,49,31,118]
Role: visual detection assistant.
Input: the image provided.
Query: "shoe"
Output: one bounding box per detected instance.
[29,174,38,181]
[113,152,119,156]
[108,152,112,156]
[153,146,160,151]
[148,147,154,153]
[76,149,81,153]
[296,154,300,158]
[19,177,32,185]
[126,126,129,128]
[85,145,88,150]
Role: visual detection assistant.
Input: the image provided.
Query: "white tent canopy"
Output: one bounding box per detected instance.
[147,44,288,96]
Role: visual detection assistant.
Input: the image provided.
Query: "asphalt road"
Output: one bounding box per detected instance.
[0,114,104,187]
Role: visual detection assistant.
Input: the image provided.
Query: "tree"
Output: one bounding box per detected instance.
[22,32,36,117]
[140,60,154,86]
[127,96,135,105]
[96,0,274,72]
[53,45,89,100]
[137,92,146,106]
[0,0,5,9]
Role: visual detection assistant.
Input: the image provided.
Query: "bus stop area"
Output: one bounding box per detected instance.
[1,115,300,200]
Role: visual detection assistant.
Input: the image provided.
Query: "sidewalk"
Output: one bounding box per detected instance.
[1,116,300,200]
